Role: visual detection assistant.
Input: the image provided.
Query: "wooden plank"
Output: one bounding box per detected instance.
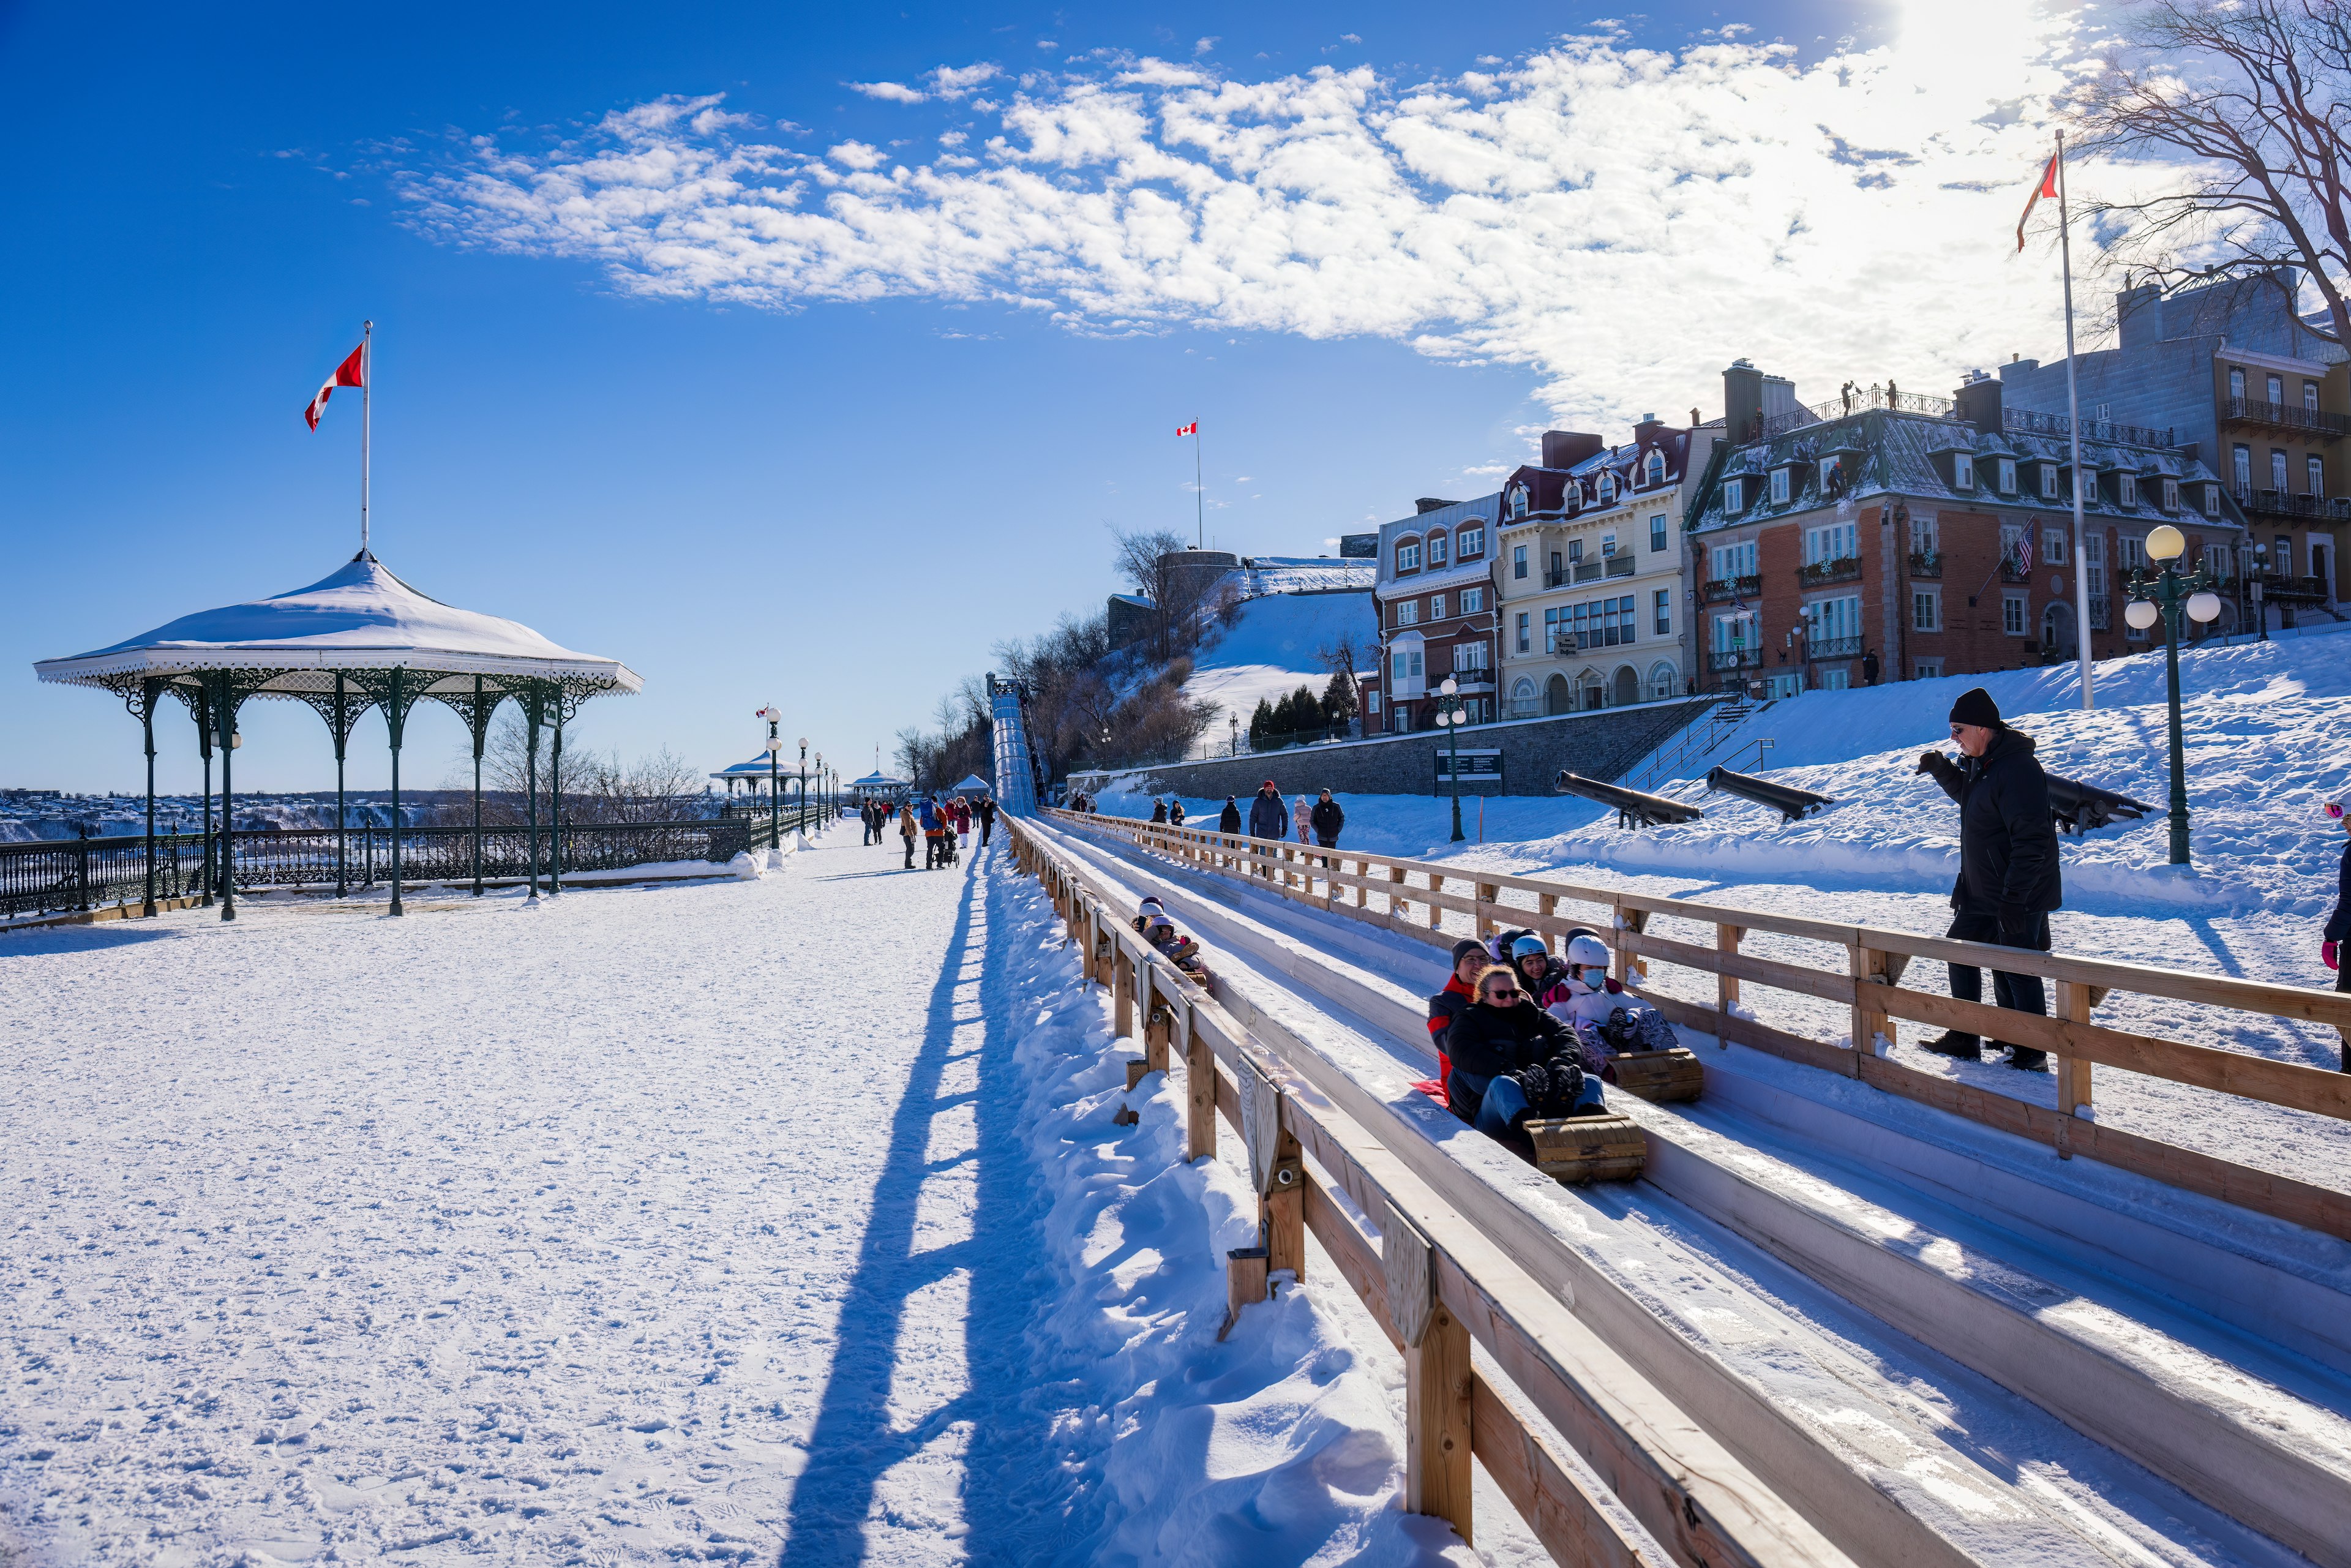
[1473,1374,1665,1568]
[1646,992,1859,1078]
[1410,1301,1475,1539]
[1717,924,1744,1018]
[2055,980,2092,1144]
[1622,929,1856,1004]
[1865,927,2351,1030]
[1185,1026,1217,1161]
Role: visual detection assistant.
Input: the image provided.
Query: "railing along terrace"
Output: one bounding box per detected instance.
[2236,486,2351,521]
[1701,574,1761,604]
[1797,556,1861,587]
[2003,406,2176,448]
[1806,636,1865,661]
[1051,809,2351,1248]
[1908,549,1943,578]
[2224,396,2351,439]
[1758,384,1960,439]
[0,817,758,921]
[1708,648,1762,672]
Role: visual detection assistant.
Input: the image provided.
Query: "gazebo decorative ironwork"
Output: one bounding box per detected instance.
[34,549,640,920]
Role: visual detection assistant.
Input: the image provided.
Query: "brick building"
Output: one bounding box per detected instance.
[1363,494,1502,732]
[1684,361,2248,693]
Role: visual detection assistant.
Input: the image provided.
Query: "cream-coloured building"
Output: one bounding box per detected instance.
[1493,419,1720,715]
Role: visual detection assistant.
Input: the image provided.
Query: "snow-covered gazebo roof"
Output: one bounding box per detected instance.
[711,753,786,784]
[851,770,909,789]
[950,773,992,793]
[34,550,640,699]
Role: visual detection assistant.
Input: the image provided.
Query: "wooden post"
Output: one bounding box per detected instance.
[1241,1062,1305,1282]
[1143,976,1172,1075]
[1387,1208,1471,1540]
[1220,1246,1269,1341]
[1388,863,1405,921]
[1185,1025,1217,1161]
[1476,883,1499,940]
[1352,859,1368,908]
[1611,903,1648,984]
[1427,874,1444,930]
[2055,980,2094,1152]
[1715,923,1743,1043]
[1538,891,1557,924]
[1114,946,1134,1038]
[1851,944,1893,1060]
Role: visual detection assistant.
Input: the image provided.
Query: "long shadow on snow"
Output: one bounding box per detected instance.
[778,844,1084,1564]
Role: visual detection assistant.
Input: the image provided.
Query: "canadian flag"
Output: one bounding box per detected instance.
[305,342,366,430]
[2016,151,2059,253]
[1175,421,1197,437]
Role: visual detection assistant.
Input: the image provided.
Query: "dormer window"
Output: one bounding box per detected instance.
[1427,532,1449,567]
[1769,467,1790,505]
[1599,472,1618,503]
[1645,450,1666,487]
[1722,476,1744,512]
[2118,472,2138,507]
[2162,477,2179,511]
[1457,525,1483,558]
[1507,486,1528,519]
[2202,483,2221,517]
[1819,455,1843,492]
[1397,540,1420,572]
[1952,452,1975,489]
[1997,458,2017,493]
[2040,463,2059,499]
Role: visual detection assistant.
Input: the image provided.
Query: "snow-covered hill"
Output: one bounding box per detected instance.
[1181,591,1373,738]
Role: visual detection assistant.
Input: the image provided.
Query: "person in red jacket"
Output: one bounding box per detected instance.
[1424,939,1488,1115]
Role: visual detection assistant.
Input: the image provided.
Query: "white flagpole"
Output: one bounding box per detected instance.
[357,320,371,557]
[1193,425,1204,548]
[2056,138,2094,710]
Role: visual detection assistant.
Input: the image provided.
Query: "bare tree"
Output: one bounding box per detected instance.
[2064,0,2351,343]
[1315,630,1378,729]
[1112,525,1223,662]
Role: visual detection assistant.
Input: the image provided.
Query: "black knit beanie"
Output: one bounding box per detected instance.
[1451,939,1489,968]
[1948,687,2003,729]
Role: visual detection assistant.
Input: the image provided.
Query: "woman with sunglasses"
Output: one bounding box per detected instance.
[1445,966,1605,1144]
[2325,801,2350,1062]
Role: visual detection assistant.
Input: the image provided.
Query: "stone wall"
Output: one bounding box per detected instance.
[1073,696,1713,801]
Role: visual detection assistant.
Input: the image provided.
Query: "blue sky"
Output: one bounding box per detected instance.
[2,0,2084,793]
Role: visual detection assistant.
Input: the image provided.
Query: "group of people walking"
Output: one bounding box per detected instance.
[860,792,994,871]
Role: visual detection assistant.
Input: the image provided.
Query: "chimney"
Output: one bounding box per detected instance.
[1540,430,1605,469]
[1723,359,1764,445]
[1954,369,2002,435]
[1633,411,1667,448]
[2117,282,2163,352]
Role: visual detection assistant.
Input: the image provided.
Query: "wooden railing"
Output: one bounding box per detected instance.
[1003,815,1853,1567]
[1046,809,2351,1244]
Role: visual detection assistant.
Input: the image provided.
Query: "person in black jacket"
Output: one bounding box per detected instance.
[1916,686,2062,1070]
[1150,798,1169,823]
[2324,800,2350,1069]
[975,796,996,846]
[1444,966,1599,1138]
[1217,797,1242,835]
[1310,789,1344,866]
[1247,780,1288,878]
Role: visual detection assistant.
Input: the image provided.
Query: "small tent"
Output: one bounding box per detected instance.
[950,774,992,796]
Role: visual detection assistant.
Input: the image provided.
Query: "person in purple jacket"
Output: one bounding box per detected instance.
[2325,800,2350,1071]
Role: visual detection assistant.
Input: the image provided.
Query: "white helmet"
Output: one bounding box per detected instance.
[1565,934,1611,970]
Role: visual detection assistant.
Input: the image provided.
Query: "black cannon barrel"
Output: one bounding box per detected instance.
[1555,770,1706,830]
[2045,773,2156,836]
[1704,766,1834,825]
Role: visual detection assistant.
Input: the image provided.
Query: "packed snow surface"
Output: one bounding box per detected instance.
[1180,593,1371,744]
[0,834,1455,1565]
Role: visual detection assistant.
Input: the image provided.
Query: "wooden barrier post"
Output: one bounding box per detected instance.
[1143,973,1173,1076]
[1114,945,1134,1038]
[1476,883,1499,940]
[1242,1062,1306,1283]
[1427,874,1444,930]
[1388,864,1406,921]
[1387,1207,1472,1541]
[1352,859,1368,908]
[1612,903,1648,984]
[1185,1018,1217,1161]
[1715,923,1744,1042]
[1851,944,1895,1059]
[2055,980,2094,1152]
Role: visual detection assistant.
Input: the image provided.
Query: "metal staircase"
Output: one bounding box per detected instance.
[1621,697,1759,792]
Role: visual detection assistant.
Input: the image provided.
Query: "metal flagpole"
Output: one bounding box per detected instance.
[2056,136,2094,710]
[361,320,373,555]
[1194,426,1204,548]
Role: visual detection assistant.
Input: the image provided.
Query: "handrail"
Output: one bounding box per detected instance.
[1046,808,2351,1243]
[1003,814,1855,1567]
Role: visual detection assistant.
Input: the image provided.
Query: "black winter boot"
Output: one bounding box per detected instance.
[1922,1030,1982,1060]
[2004,1047,2049,1072]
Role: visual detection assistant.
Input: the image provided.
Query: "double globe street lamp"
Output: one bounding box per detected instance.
[1431,676,1468,843]
[2123,523,2222,866]
[758,705,784,850]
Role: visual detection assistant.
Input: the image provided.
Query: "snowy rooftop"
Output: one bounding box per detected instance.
[33,550,641,696]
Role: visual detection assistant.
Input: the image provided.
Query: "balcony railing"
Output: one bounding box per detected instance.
[1797,555,1861,587]
[2088,598,2111,631]
[2004,405,2176,449]
[2223,396,2351,439]
[2234,486,2351,520]
[1543,567,1570,588]
[1908,549,1942,579]
[2000,557,2030,583]
[2263,573,2334,604]
[1605,554,1637,579]
[1758,383,1959,438]
[1708,648,1763,672]
[1805,635,1865,661]
[1576,560,1605,583]
[1701,574,1761,604]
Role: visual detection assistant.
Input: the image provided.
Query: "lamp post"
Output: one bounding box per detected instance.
[2124,524,2222,865]
[2248,542,2271,643]
[813,752,823,834]
[1434,676,1466,842]
[759,705,782,849]
[796,738,809,843]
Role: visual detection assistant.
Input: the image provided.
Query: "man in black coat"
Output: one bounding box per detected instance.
[1246,780,1287,877]
[1310,789,1344,847]
[1916,686,2062,1070]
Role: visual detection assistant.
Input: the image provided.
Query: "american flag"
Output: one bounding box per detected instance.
[2014,533,2033,574]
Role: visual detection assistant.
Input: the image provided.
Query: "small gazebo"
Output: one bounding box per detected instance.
[849,770,910,804]
[949,773,992,798]
[711,753,789,800]
[34,549,639,920]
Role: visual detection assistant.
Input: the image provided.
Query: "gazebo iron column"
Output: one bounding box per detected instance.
[348,667,424,916]
[121,678,164,916]
[209,673,252,922]
[549,683,585,894]
[429,676,506,898]
[177,686,214,907]
[520,683,547,899]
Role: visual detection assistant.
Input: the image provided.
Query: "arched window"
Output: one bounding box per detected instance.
[1507,485,1528,519]
[1649,662,1679,701]
[1510,676,1539,718]
[1396,535,1422,572]
[1599,472,1617,503]
[1645,450,1666,487]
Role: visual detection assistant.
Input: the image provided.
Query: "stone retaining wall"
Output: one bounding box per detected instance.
[1074,697,1712,801]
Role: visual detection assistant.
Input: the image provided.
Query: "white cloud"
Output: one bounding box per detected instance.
[929,63,1000,99]
[397,10,2162,427]
[849,80,928,103]
[1194,36,1219,56]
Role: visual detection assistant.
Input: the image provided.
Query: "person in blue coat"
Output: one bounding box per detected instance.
[2325,800,2350,1070]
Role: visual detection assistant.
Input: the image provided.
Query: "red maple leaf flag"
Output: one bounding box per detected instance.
[305,342,366,430]
[2017,151,2059,253]
[1176,421,1197,437]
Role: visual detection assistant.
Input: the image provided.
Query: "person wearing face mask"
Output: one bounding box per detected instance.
[1445,966,1606,1142]
[1914,686,2061,1071]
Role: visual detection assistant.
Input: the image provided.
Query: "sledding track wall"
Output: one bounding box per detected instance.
[1005,816,1857,1568]
[1045,809,2351,1243]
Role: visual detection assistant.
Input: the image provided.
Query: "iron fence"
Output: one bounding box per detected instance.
[2003,406,2176,449]
[1,817,759,921]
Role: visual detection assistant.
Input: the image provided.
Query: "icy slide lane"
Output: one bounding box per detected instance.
[1044,818,2330,1567]
[0,837,1462,1566]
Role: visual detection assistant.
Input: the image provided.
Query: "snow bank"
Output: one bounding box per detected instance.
[1182,593,1373,741]
[998,876,1468,1566]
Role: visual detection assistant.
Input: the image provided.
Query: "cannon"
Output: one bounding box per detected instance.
[1704,765,1834,825]
[2047,773,2156,836]
[1555,770,1705,829]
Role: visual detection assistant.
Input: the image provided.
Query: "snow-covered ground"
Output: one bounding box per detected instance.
[1180,593,1373,744]
[0,833,1456,1565]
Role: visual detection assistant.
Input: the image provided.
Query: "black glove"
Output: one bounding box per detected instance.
[1513,1062,1551,1114]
